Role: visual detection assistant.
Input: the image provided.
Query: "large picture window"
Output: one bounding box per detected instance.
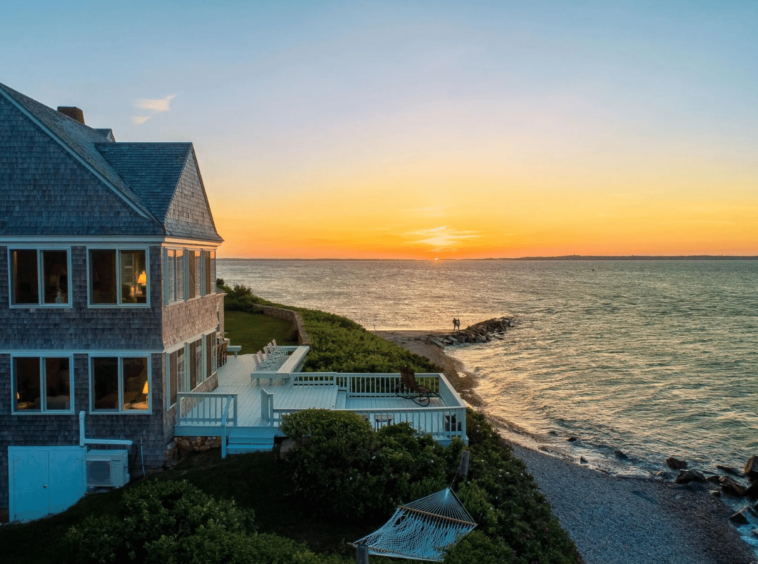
[13,356,72,413]
[90,249,148,305]
[10,249,70,306]
[91,356,150,412]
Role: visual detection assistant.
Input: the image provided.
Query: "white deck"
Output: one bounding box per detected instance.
[175,354,467,443]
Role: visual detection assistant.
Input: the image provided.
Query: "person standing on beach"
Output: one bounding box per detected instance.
[453,318,457,331]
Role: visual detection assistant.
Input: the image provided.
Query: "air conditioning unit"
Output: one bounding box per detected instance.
[86,449,130,488]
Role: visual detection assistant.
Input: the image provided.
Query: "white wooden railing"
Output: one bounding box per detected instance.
[271,405,467,441]
[291,372,443,397]
[177,393,238,427]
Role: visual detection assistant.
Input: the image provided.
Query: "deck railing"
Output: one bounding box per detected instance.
[272,405,467,441]
[291,373,442,397]
[177,393,238,427]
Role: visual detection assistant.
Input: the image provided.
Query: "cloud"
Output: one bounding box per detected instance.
[403,226,480,250]
[134,94,176,112]
[132,94,176,125]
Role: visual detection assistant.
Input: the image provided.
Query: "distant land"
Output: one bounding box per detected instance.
[219,255,758,261]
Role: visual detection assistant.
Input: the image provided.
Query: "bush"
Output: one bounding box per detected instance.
[64,481,255,564]
[450,410,578,564]
[444,531,516,564]
[280,410,463,521]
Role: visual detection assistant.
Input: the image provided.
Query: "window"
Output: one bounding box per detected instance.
[165,249,185,304]
[13,356,72,413]
[10,249,70,306]
[165,335,214,410]
[204,251,216,296]
[187,251,198,299]
[91,356,149,412]
[205,333,215,378]
[189,338,205,388]
[90,249,148,305]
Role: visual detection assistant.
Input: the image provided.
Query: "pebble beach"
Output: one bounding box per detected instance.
[374,329,757,564]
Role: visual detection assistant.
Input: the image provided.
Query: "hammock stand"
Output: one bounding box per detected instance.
[354,487,476,562]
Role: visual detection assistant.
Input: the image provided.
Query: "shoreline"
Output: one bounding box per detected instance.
[372,329,757,564]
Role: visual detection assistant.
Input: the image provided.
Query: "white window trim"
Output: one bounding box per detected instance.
[7,246,73,309]
[11,352,75,415]
[88,353,152,415]
[86,246,151,308]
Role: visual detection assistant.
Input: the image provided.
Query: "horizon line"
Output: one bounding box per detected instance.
[218,255,758,261]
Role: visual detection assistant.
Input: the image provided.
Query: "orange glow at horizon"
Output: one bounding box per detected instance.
[207,149,758,259]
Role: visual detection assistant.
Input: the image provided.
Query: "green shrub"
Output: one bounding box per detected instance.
[64,481,255,564]
[145,529,349,564]
[454,410,578,564]
[444,531,516,564]
[280,410,462,521]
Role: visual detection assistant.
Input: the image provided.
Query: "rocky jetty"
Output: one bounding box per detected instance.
[421,316,516,348]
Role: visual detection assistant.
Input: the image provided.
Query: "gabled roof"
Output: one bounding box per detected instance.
[96,143,193,222]
[0,83,223,242]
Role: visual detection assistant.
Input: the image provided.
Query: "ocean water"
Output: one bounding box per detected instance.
[218,259,758,474]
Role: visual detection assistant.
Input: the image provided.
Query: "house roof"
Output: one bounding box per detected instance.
[0,83,223,242]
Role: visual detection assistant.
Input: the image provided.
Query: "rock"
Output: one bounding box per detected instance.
[745,456,758,481]
[720,476,747,497]
[566,436,578,442]
[746,481,758,500]
[579,457,588,464]
[675,469,706,484]
[711,490,721,498]
[614,450,628,460]
[717,465,742,477]
[666,456,687,470]
[729,509,751,525]
[751,529,758,539]
[655,470,673,480]
[706,475,721,484]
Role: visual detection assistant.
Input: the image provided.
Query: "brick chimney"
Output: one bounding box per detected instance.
[57,106,85,124]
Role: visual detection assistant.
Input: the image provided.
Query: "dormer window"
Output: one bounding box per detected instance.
[9,249,70,307]
[89,249,148,306]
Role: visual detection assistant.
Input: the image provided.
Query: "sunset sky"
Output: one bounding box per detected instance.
[2,1,756,259]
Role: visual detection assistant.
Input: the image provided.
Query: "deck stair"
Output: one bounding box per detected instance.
[335,390,347,409]
[226,427,279,455]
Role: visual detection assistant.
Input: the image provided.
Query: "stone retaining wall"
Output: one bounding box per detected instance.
[253,305,311,346]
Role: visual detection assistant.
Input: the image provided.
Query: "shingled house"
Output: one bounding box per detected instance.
[0,83,224,521]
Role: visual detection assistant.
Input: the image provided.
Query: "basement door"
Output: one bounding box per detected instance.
[8,446,86,522]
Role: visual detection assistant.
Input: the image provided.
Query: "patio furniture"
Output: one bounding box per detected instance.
[398,367,436,406]
[227,345,242,358]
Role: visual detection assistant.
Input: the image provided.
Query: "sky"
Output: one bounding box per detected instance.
[1,0,757,259]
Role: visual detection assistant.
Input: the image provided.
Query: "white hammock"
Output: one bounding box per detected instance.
[354,488,477,562]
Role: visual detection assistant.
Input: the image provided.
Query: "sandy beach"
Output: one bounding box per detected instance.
[373,330,757,564]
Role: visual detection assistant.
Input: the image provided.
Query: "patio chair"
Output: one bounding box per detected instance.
[397,367,436,407]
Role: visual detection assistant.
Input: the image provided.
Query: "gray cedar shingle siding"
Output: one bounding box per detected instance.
[0,84,158,224]
[162,292,224,349]
[0,246,164,350]
[0,95,163,236]
[162,151,222,241]
[0,83,226,512]
[0,354,167,509]
[0,83,222,242]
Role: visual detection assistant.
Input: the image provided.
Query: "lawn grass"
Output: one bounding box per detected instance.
[224,310,298,355]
